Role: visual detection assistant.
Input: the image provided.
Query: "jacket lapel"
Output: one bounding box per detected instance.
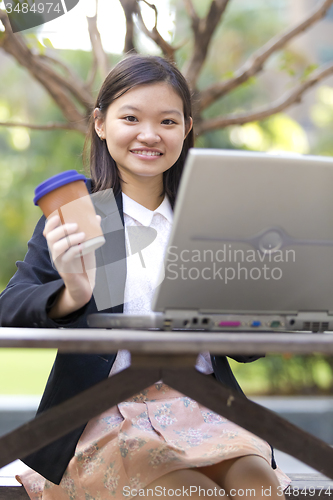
[91,188,127,313]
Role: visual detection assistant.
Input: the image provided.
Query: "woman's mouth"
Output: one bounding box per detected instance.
[130,149,163,157]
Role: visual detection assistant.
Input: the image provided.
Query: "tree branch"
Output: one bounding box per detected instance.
[39,53,93,109]
[0,121,81,131]
[85,53,99,92]
[199,0,333,111]
[182,0,231,89]
[135,0,176,61]
[0,10,89,133]
[196,62,333,135]
[0,12,92,111]
[118,0,138,53]
[183,0,199,30]
[87,1,109,80]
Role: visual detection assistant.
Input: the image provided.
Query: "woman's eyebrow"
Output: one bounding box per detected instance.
[161,109,183,117]
[118,105,141,113]
[118,105,182,117]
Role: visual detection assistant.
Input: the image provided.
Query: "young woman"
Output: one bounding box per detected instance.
[0,55,290,499]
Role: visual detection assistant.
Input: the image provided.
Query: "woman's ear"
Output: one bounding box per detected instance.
[94,108,105,140]
[184,117,193,139]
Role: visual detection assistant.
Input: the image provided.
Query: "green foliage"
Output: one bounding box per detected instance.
[25,32,47,54]
[300,63,319,82]
[0,127,85,290]
[0,349,56,394]
[0,52,88,290]
[310,85,333,157]
[230,354,333,396]
[228,114,309,153]
[278,50,299,77]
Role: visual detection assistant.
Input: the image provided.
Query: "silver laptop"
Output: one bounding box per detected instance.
[88,148,333,333]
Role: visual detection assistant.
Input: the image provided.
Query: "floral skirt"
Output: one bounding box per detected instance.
[18,382,290,499]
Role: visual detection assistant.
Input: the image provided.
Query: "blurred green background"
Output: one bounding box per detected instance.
[0,349,332,396]
[1,0,333,397]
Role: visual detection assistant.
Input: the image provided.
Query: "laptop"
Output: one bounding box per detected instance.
[88,148,333,333]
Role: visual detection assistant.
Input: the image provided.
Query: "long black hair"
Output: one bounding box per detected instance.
[84,54,194,208]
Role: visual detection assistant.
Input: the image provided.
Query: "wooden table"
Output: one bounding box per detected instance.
[0,328,332,481]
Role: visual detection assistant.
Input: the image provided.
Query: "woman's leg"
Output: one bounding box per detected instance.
[198,455,285,500]
[143,468,222,499]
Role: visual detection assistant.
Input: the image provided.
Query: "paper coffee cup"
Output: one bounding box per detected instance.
[34,170,105,256]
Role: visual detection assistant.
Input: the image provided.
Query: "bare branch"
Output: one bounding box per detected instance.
[0,121,84,132]
[85,54,99,92]
[196,62,333,135]
[87,5,110,80]
[0,10,88,132]
[118,0,138,53]
[39,54,93,109]
[199,0,333,111]
[183,0,199,29]
[135,0,176,61]
[182,0,231,89]
[39,54,77,79]
[0,12,92,110]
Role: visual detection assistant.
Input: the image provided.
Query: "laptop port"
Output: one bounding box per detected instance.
[218,321,241,327]
[183,320,190,327]
[251,321,261,327]
[164,319,172,329]
[192,317,198,325]
[201,317,210,325]
[270,320,281,328]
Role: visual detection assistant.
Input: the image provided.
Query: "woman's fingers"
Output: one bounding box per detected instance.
[55,245,86,274]
[46,222,79,247]
[43,213,101,276]
[43,214,61,236]
[52,232,85,261]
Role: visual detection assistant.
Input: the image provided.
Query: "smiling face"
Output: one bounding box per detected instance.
[94,83,192,190]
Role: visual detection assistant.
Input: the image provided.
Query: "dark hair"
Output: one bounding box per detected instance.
[84,54,194,208]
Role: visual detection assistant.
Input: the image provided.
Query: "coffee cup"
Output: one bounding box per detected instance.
[34,170,105,256]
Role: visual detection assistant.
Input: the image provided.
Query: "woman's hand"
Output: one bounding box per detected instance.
[43,214,101,319]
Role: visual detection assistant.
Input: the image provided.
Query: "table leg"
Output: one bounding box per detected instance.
[0,366,160,468]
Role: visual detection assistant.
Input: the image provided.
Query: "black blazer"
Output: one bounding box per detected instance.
[0,184,268,485]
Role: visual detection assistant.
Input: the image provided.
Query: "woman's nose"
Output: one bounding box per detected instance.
[136,124,161,144]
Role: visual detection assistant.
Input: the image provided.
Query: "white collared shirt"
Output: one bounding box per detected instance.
[109,192,213,376]
[122,192,173,312]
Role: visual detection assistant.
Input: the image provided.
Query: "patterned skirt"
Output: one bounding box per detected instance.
[18,382,291,499]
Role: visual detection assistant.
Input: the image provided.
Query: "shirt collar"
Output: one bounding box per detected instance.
[122,192,173,226]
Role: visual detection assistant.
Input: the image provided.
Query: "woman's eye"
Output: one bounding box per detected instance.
[124,116,138,122]
[162,119,176,125]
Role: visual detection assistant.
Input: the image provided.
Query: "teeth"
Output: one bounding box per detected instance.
[132,150,162,156]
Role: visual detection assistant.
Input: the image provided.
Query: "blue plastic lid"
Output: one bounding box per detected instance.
[33,170,86,205]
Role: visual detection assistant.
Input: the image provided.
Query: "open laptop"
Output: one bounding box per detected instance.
[88,148,333,333]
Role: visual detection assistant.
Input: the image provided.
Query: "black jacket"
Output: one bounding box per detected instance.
[0,184,268,484]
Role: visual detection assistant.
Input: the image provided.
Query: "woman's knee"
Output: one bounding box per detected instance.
[143,468,221,499]
[199,455,283,500]
[222,456,283,500]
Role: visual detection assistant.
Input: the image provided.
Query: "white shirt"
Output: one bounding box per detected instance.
[109,193,213,376]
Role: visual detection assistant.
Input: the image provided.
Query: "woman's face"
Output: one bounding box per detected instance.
[94,83,192,185]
